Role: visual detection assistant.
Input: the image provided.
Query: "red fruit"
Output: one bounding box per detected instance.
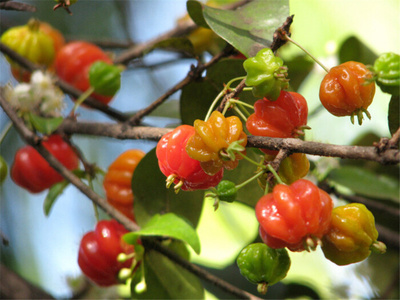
[255,179,333,251]
[246,91,308,154]
[156,125,224,191]
[78,220,135,286]
[11,135,79,193]
[55,41,113,105]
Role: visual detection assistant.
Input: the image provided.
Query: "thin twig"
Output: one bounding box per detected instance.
[0,1,36,11]
[126,45,235,125]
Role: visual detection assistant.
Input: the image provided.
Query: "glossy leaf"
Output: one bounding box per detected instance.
[327,166,400,203]
[187,0,210,29]
[43,180,69,216]
[131,250,204,299]
[338,35,378,65]
[28,113,63,135]
[388,95,399,136]
[123,213,201,254]
[131,148,204,227]
[202,0,289,57]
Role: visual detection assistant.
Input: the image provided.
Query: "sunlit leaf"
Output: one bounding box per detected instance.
[28,113,63,135]
[327,166,400,203]
[43,180,69,216]
[388,95,399,136]
[131,250,204,299]
[202,0,289,57]
[123,213,201,254]
[132,148,204,227]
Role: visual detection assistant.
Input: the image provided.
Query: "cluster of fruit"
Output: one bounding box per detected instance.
[1,16,398,294]
[1,18,121,107]
[152,47,392,291]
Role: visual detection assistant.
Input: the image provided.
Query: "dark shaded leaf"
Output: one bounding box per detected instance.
[131,250,204,299]
[123,213,201,254]
[338,35,378,65]
[202,0,289,57]
[223,148,264,207]
[388,95,399,136]
[327,166,399,203]
[131,148,204,227]
[149,37,195,56]
[180,58,256,125]
[187,0,210,28]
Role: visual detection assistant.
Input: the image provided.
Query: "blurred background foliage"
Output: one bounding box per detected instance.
[0,0,399,299]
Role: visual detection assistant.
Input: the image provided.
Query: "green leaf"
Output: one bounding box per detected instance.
[124,213,201,254]
[187,0,210,28]
[388,95,399,136]
[338,35,378,65]
[149,37,195,56]
[222,148,264,207]
[28,113,64,135]
[202,0,289,57]
[131,250,204,299]
[43,180,69,216]
[131,148,204,228]
[327,166,400,203]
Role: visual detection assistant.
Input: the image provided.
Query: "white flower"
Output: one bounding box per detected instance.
[30,70,54,90]
[4,71,65,117]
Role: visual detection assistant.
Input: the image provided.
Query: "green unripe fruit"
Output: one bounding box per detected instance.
[237,243,291,294]
[89,61,122,96]
[373,52,400,96]
[216,180,237,202]
[243,48,289,101]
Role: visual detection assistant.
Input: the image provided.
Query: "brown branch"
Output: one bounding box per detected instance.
[247,135,400,165]
[58,119,400,165]
[270,15,294,52]
[0,1,36,12]
[126,45,235,126]
[0,264,54,299]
